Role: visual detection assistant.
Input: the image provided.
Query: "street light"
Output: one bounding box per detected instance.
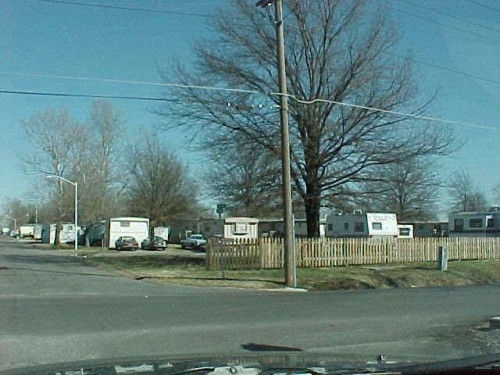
[46,175,78,250]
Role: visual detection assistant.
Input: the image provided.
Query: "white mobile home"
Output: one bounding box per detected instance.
[223,217,259,239]
[108,217,149,249]
[449,207,500,237]
[19,224,43,240]
[193,217,259,239]
[153,226,170,241]
[326,212,398,239]
[41,223,82,244]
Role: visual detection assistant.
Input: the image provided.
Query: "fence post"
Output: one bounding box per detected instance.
[437,245,448,271]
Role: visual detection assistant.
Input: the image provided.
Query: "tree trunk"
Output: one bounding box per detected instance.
[304,181,321,238]
[54,221,61,245]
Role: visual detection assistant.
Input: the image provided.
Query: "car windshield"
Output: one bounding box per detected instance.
[2,0,500,373]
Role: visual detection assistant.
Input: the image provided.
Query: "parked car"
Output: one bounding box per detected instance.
[180,234,207,250]
[115,236,139,251]
[141,236,167,251]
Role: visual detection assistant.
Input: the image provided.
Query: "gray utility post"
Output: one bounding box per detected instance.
[257,0,295,287]
[46,175,78,251]
[437,245,448,271]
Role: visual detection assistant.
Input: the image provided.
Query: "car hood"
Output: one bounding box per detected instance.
[2,352,500,375]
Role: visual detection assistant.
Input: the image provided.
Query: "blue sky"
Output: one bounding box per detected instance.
[1,0,500,210]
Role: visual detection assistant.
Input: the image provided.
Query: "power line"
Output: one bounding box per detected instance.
[33,0,211,18]
[392,5,500,46]
[278,94,497,131]
[1,81,495,131]
[0,89,180,102]
[385,52,500,88]
[403,0,500,35]
[466,0,500,14]
[5,66,500,117]
[0,71,260,95]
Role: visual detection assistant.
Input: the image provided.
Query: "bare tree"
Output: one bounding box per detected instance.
[124,135,200,228]
[448,170,488,212]
[204,138,283,217]
[22,109,81,242]
[159,0,454,237]
[1,198,31,230]
[355,158,441,221]
[70,100,124,223]
[22,101,125,230]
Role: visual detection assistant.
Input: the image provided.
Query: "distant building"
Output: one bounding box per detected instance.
[399,221,448,237]
[448,206,500,237]
[326,211,398,239]
[259,218,326,238]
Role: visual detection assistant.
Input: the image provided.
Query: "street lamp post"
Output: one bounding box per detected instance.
[46,175,78,251]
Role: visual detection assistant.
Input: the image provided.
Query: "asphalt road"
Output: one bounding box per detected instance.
[1,237,499,371]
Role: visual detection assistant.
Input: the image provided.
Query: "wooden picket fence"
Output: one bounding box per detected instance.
[205,237,500,270]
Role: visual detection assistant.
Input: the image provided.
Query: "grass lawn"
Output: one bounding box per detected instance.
[78,247,500,291]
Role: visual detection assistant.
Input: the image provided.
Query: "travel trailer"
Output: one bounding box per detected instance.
[223,217,259,239]
[449,206,500,237]
[87,217,150,248]
[258,218,326,238]
[326,212,398,239]
[41,223,82,244]
[399,221,448,237]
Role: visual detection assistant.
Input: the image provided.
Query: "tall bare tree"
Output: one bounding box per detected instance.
[1,198,31,230]
[205,138,283,217]
[355,158,441,221]
[22,109,80,242]
[448,170,488,212]
[22,101,125,228]
[159,0,454,237]
[124,135,200,228]
[71,100,124,223]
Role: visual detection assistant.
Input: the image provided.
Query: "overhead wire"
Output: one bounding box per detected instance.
[391,5,500,45]
[402,0,500,35]
[0,71,260,95]
[24,1,500,93]
[384,52,500,88]
[466,0,500,14]
[3,1,497,132]
[33,0,211,18]
[1,72,496,131]
[0,89,179,102]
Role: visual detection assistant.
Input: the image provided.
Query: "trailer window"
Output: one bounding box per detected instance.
[233,223,248,234]
[372,222,382,230]
[354,222,364,232]
[469,218,482,228]
[120,221,130,227]
[487,217,495,228]
[399,227,411,236]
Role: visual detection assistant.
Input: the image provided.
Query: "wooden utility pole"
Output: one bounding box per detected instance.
[256,0,295,287]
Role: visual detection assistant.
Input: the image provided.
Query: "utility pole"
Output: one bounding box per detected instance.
[256,0,295,287]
